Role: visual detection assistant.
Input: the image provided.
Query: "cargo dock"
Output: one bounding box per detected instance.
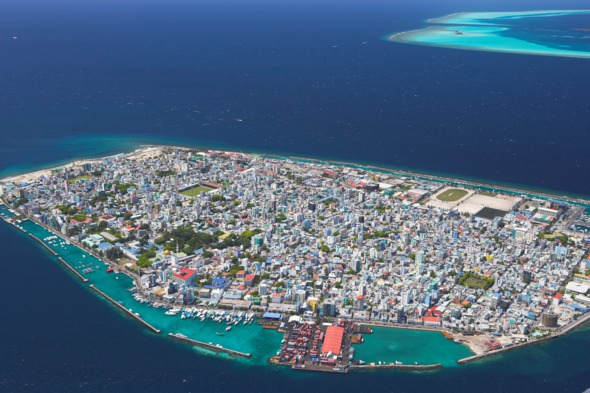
[90,284,161,334]
[168,333,252,359]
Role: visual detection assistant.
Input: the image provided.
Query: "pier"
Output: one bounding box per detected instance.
[90,284,161,334]
[28,233,59,256]
[57,257,89,283]
[1,216,27,233]
[168,333,252,358]
[349,363,442,371]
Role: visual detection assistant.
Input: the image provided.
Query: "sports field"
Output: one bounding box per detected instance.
[180,185,213,197]
[436,188,468,202]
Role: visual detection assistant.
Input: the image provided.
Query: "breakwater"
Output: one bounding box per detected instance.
[458,312,590,364]
[90,284,161,334]
[28,233,59,256]
[168,333,252,358]
[1,216,27,233]
[350,363,442,371]
[57,257,89,283]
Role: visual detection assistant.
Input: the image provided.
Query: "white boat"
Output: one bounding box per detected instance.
[225,326,232,332]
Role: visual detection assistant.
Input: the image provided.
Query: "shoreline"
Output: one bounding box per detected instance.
[2,143,590,204]
[2,145,590,372]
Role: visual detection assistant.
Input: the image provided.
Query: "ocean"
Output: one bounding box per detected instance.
[1,0,590,391]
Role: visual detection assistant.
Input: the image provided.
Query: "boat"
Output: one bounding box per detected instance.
[225,326,232,332]
[216,332,224,336]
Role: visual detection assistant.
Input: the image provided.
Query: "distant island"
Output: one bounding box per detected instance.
[387,10,590,59]
[2,145,590,373]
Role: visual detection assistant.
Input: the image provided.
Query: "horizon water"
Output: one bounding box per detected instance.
[2,0,590,392]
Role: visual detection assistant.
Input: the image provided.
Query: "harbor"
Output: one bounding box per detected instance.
[57,257,89,283]
[2,145,590,374]
[168,333,252,359]
[90,284,162,334]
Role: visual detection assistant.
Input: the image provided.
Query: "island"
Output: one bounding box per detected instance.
[387,10,590,59]
[1,145,590,373]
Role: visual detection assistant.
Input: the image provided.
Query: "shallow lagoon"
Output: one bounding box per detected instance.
[389,10,590,59]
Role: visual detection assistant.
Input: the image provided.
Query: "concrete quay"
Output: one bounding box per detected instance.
[168,333,252,358]
[90,284,161,334]
[57,257,89,283]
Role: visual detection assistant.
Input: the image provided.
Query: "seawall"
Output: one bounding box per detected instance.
[28,233,59,256]
[168,333,252,359]
[350,363,442,371]
[458,312,590,364]
[57,257,89,283]
[90,284,161,334]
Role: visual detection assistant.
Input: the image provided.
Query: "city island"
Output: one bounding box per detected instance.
[2,145,590,374]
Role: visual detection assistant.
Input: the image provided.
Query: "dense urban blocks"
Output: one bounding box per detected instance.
[436,188,468,202]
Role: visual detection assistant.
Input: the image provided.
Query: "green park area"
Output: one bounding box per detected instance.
[436,188,468,202]
[180,184,214,197]
[68,175,91,184]
[459,272,494,290]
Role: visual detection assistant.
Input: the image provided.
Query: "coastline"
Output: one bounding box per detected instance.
[4,143,589,204]
[2,144,590,373]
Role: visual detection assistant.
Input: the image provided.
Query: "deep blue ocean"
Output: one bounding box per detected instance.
[2,0,590,392]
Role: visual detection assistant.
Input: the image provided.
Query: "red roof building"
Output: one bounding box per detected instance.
[172,268,198,285]
[322,325,345,356]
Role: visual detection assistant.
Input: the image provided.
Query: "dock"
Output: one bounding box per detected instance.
[57,257,89,283]
[90,284,161,334]
[28,233,59,256]
[292,364,348,373]
[350,363,442,371]
[1,216,27,233]
[168,333,252,358]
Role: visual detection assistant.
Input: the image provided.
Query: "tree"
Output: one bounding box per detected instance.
[98,220,108,229]
[320,244,330,253]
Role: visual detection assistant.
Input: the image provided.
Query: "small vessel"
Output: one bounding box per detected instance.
[225,326,232,332]
[215,332,224,336]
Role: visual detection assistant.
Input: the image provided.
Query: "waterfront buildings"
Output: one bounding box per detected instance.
[2,146,590,351]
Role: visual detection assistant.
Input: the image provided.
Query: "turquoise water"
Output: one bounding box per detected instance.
[429,10,590,26]
[389,10,590,59]
[353,327,472,368]
[1,204,473,368]
[6,210,282,366]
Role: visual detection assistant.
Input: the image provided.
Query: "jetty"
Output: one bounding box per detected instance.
[90,284,161,334]
[57,257,89,283]
[28,233,59,256]
[168,333,252,359]
[350,363,442,371]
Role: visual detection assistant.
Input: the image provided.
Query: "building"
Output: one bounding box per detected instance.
[171,268,198,287]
